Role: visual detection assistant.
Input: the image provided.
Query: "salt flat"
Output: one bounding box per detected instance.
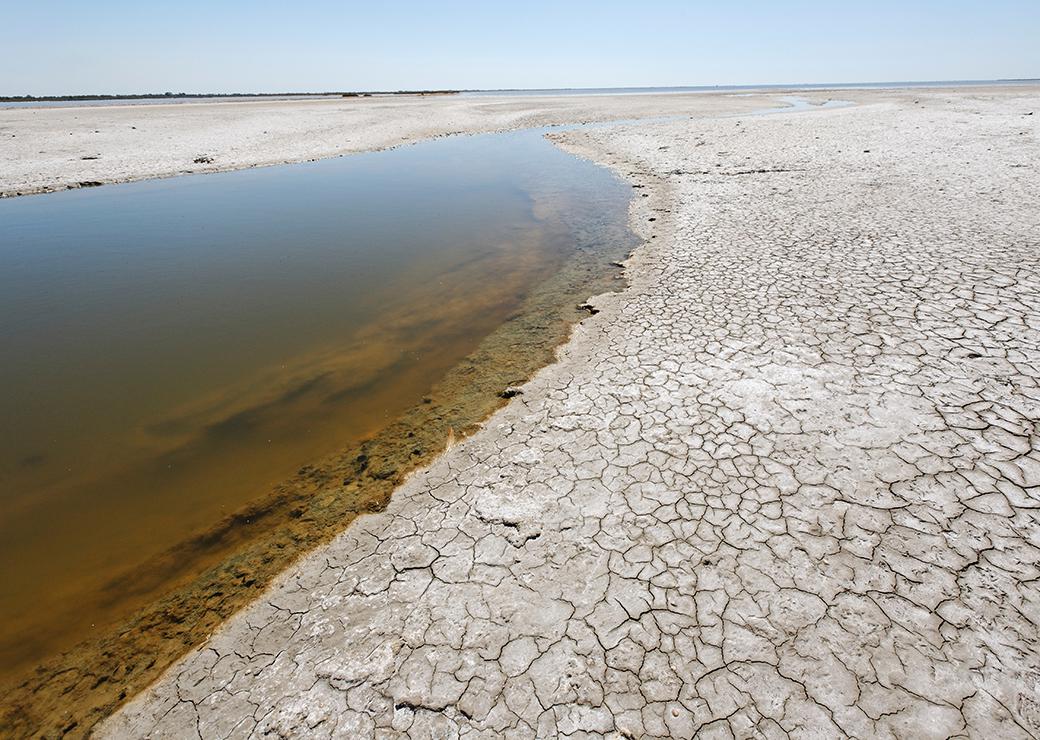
[0,92,788,197]
[89,86,1040,738]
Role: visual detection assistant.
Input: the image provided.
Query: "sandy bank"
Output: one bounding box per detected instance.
[94,85,1040,738]
[0,91,801,197]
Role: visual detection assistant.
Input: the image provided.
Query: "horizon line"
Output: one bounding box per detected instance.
[3,77,1039,102]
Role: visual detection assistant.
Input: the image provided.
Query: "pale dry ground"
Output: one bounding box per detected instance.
[95,87,1040,738]
[0,92,805,197]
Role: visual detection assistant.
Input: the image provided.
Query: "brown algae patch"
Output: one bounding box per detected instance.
[0,194,639,739]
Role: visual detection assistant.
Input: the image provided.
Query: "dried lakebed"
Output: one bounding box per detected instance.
[0,125,640,736]
[101,88,1040,737]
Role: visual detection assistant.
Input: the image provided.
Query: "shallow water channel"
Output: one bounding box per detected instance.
[0,126,637,681]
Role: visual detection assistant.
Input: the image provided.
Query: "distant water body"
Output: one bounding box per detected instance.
[463,79,1040,97]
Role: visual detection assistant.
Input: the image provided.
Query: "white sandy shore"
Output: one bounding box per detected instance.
[87,86,1040,738]
[0,91,810,197]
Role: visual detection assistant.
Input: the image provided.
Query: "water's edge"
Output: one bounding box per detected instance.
[0,134,641,739]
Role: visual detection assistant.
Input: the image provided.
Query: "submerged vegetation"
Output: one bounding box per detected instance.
[0,199,635,740]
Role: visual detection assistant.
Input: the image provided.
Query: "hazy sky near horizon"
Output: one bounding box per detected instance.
[4,1,1039,95]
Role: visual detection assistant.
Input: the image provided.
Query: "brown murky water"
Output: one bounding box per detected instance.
[0,126,637,710]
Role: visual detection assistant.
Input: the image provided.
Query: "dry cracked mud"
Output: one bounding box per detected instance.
[100,89,1040,738]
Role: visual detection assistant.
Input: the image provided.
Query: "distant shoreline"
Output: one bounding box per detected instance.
[0,90,460,103]
[3,78,1036,103]
[464,78,1040,96]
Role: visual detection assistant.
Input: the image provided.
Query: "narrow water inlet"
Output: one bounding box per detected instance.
[0,126,639,686]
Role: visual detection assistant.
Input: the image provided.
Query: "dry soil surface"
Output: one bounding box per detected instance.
[97,87,1040,738]
[0,92,791,197]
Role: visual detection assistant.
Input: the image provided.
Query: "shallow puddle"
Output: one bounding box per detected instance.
[0,127,637,687]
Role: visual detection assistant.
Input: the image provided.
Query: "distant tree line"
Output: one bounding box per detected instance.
[1,90,461,102]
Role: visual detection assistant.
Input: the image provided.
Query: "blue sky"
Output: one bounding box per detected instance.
[4,1,1038,95]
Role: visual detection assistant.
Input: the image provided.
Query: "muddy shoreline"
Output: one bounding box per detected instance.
[0,183,638,738]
